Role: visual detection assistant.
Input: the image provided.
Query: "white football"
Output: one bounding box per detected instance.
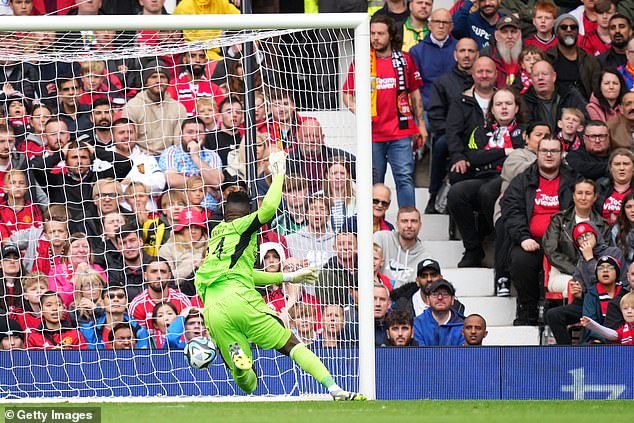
[184,337,218,370]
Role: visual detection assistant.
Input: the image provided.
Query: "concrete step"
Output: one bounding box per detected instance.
[483,326,541,346]
[425,240,465,269]
[459,296,517,327]
[443,268,496,297]
[421,214,450,241]
[385,187,431,223]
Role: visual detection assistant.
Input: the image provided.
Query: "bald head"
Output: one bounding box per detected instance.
[531,60,556,99]
[472,57,497,92]
[429,8,453,41]
[297,118,324,159]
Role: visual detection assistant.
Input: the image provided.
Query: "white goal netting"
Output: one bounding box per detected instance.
[0,22,365,399]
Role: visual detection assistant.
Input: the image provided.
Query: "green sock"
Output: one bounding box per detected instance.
[289,344,337,390]
[234,368,258,394]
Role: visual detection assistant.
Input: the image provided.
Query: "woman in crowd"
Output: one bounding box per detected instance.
[614,191,634,266]
[316,158,357,233]
[68,268,106,326]
[0,243,25,314]
[586,70,627,123]
[596,148,634,227]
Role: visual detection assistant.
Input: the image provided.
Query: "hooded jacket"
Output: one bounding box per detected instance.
[373,230,432,289]
[413,308,465,346]
[80,313,150,349]
[427,65,473,136]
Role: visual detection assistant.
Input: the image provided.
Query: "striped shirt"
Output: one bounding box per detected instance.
[158,144,222,177]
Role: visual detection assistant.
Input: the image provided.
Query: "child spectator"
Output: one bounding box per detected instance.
[78,61,125,108]
[579,0,615,57]
[33,217,69,275]
[254,91,267,133]
[0,318,25,350]
[5,96,30,143]
[581,290,634,344]
[289,302,318,346]
[195,98,218,133]
[186,175,213,213]
[373,244,394,292]
[165,306,207,349]
[556,108,585,152]
[582,255,624,343]
[517,45,545,94]
[524,1,558,51]
[149,301,178,349]
[10,272,47,333]
[48,232,107,307]
[270,173,308,237]
[0,242,25,314]
[28,291,87,350]
[20,103,50,158]
[123,182,155,227]
[0,169,43,239]
[101,211,126,254]
[68,269,106,327]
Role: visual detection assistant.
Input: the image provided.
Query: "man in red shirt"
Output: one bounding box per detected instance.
[128,257,192,329]
[501,138,577,325]
[343,14,427,208]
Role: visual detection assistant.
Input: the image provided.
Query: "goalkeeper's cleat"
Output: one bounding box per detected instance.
[229,343,252,371]
[331,389,367,401]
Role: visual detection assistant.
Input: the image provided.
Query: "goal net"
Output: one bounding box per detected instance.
[0,14,374,400]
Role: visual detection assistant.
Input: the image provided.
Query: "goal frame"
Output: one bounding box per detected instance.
[0,13,375,400]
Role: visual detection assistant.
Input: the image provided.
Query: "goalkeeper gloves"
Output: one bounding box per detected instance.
[283,267,318,284]
[269,150,287,177]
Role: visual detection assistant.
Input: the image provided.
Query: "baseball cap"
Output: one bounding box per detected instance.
[496,15,521,30]
[221,174,248,195]
[596,256,621,279]
[0,242,20,260]
[428,279,456,296]
[573,222,597,244]
[174,208,208,232]
[417,259,441,276]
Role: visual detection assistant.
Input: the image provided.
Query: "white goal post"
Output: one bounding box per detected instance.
[0,13,375,400]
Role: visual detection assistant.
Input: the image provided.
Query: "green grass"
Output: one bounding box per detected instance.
[3,401,634,423]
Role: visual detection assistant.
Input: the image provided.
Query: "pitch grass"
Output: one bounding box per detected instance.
[3,401,634,423]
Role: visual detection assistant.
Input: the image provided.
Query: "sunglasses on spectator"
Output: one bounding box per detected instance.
[106,293,126,300]
[559,24,578,31]
[373,199,390,207]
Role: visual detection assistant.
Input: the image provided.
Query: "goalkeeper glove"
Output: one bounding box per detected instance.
[269,150,287,177]
[283,267,318,284]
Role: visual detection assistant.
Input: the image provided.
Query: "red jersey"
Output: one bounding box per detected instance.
[27,324,87,350]
[583,12,598,35]
[167,72,225,117]
[17,137,45,159]
[579,30,610,56]
[602,188,630,226]
[616,322,634,344]
[10,309,42,335]
[343,52,422,142]
[524,35,558,52]
[128,288,192,329]
[530,176,560,238]
[0,200,43,239]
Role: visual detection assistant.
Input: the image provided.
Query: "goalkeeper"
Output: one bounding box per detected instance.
[194,149,366,401]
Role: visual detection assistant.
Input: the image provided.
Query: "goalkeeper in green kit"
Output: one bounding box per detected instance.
[194,149,366,401]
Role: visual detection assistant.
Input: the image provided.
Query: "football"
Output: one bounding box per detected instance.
[184,337,218,370]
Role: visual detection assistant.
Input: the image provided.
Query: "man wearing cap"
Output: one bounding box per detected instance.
[582,255,624,343]
[452,0,503,49]
[413,279,465,346]
[391,258,443,317]
[481,15,523,88]
[545,14,601,99]
[0,318,25,350]
[122,59,188,155]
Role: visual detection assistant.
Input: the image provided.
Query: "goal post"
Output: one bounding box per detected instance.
[0,13,375,400]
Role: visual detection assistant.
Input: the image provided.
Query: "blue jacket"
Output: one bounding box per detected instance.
[166,315,188,349]
[409,34,457,107]
[80,313,150,349]
[452,0,502,49]
[413,308,465,346]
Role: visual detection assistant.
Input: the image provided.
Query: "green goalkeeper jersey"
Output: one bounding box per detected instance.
[195,174,284,296]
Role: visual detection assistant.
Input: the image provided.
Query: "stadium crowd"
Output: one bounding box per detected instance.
[1,0,634,351]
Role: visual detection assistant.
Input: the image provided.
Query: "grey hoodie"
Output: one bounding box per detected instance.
[373,230,433,289]
[286,226,336,269]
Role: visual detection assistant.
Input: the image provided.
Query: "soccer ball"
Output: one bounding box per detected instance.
[184,337,218,370]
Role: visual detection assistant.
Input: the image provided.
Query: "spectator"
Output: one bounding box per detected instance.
[270,174,308,237]
[595,148,634,226]
[0,318,25,350]
[343,14,425,208]
[543,179,611,298]
[501,138,576,325]
[462,313,488,345]
[570,0,599,35]
[157,190,187,239]
[425,37,478,213]
[78,63,125,110]
[556,108,584,153]
[10,271,47,333]
[0,35,36,108]
[608,92,634,147]
[452,0,503,49]
[286,195,336,268]
[618,39,634,89]
[20,104,50,158]
[382,309,418,346]
[374,206,432,288]
[67,268,105,327]
[205,96,243,171]
[373,243,396,292]
[573,222,627,290]
[317,304,347,348]
[615,192,634,264]
[128,258,192,329]
[33,218,69,275]
[482,15,523,88]
[0,124,34,202]
[517,45,545,94]
[0,169,42,240]
[28,291,87,350]
[587,70,627,123]
[286,118,356,195]
[35,117,69,161]
[167,49,224,118]
[0,242,25,314]
[121,60,188,155]
[370,183,394,233]
[265,90,304,151]
[196,98,218,133]
[579,0,615,57]
[289,302,318,345]
[314,159,356,233]
[165,306,208,348]
[545,14,601,99]
[566,120,611,181]
[54,76,91,135]
[80,281,149,349]
[413,279,465,346]
[446,57,496,186]
[108,322,137,349]
[401,0,432,53]
[409,8,457,108]
[524,1,558,51]
[230,132,271,197]
[86,98,114,146]
[148,301,177,349]
[106,223,149,300]
[581,290,634,344]
[48,232,107,307]
[448,87,524,268]
[159,117,223,195]
[598,14,632,69]
[373,282,391,346]
[391,258,442,316]
[159,208,208,291]
[373,0,409,28]
[32,0,75,15]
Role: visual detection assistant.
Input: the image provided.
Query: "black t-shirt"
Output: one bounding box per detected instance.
[554,54,580,96]
[204,130,242,168]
